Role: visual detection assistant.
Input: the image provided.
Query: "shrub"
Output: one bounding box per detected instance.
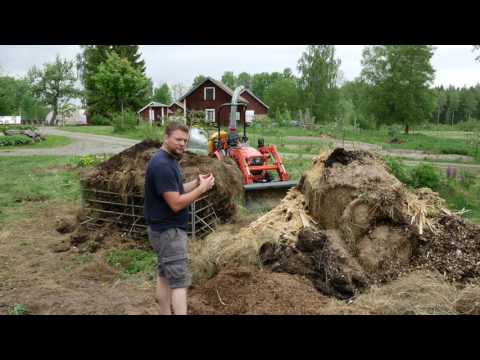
[456,119,480,132]
[0,124,37,133]
[0,135,34,147]
[410,163,441,191]
[88,114,111,126]
[385,157,412,186]
[74,155,105,168]
[111,111,137,133]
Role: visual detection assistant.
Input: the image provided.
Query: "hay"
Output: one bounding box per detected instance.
[321,270,458,315]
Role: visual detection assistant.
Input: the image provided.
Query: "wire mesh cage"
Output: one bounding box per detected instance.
[80,185,218,240]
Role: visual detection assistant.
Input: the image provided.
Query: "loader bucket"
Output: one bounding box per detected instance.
[243,180,298,211]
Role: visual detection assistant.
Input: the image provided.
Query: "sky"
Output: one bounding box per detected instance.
[1,45,479,89]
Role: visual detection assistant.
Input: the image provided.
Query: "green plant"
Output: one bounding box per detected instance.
[410,163,441,191]
[107,249,157,275]
[8,303,30,315]
[111,111,138,133]
[0,135,34,147]
[89,114,111,126]
[0,124,37,132]
[74,155,105,168]
[384,157,412,185]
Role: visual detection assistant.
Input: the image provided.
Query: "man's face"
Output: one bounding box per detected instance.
[164,129,189,158]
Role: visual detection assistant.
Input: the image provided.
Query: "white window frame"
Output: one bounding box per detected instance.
[204,87,215,101]
[246,110,255,123]
[205,109,216,123]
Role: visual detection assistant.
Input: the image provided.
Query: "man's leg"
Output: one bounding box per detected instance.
[156,276,172,315]
[171,288,187,315]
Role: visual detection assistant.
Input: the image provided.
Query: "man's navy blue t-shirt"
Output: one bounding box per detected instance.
[144,149,188,233]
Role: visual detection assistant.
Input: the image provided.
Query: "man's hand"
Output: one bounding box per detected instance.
[198,173,215,193]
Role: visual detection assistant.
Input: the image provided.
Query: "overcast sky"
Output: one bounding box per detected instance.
[1,45,479,89]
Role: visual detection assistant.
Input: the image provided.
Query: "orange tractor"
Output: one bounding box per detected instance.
[207,86,297,208]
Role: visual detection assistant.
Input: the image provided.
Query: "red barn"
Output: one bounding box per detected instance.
[137,102,170,124]
[239,88,269,123]
[137,77,269,127]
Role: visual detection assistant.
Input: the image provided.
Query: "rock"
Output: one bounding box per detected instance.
[70,230,90,246]
[4,130,22,136]
[51,240,71,253]
[55,217,77,234]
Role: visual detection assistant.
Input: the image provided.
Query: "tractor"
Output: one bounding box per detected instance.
[207,86,297,209]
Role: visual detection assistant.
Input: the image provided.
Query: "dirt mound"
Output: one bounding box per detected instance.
[81,139,244,222]
[189,266,328,315]
[253,148,480,299]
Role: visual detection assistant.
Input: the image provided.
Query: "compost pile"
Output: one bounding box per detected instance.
[80,140,244,224]
[249,148,480,299]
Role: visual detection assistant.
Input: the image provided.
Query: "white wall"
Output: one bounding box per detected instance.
[0,116,22,125]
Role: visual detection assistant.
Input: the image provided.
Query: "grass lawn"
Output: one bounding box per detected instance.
[0,135,72,151]
[0,155,82,224]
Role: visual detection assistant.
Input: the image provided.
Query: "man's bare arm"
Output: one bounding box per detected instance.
[183,178,199,193]
[164,174,214,213]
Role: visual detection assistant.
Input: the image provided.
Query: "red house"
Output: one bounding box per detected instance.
[137,102,170,124]
[137,77,269,127]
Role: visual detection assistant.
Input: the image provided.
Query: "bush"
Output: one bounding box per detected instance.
[456,119,480,132]
[385,157,412,185]
[74,155,106,168]
[111,111,137,133]
[0,135,34,147]
[88,114,111,126]
[138,122,162,141]
[410,163,441,191]
[0,124,37,133]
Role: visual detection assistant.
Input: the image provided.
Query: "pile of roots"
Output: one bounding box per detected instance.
[80,140,244,223]
[189,147,480,302]
[253,148,480,299]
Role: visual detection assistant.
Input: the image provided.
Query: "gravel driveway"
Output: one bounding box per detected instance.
[0,127,140,157]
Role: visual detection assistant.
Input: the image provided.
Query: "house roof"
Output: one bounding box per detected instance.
[177,76,249,104]
[169,101,184,109]
[240,88,269,109]
[137,101,169,114]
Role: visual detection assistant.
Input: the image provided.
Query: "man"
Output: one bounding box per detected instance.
[144,121,215,315]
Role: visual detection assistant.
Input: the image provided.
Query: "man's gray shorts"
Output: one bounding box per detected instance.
[148,227,192,289]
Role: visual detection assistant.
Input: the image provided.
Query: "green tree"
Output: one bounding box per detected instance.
[463,88,478,121]
[434,87,447,124]
[446,87,461,125]
[77,45,147,116]
[237,72,252,89]
[297,45,341,123]
[0,76,48,120]
[264,77,300,115]
[221,71,236,88]
[28,55,79,125]
[251,72,271,100]
[192,75,206,88]
[93,52,151,114]
[360,45,436,133]
[152,83,173,104]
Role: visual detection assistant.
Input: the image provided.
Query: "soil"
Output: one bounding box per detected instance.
[189,266,328,315]
[0,202,159,315]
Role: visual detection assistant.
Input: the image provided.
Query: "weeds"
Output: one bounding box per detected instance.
[8,304,30,315]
